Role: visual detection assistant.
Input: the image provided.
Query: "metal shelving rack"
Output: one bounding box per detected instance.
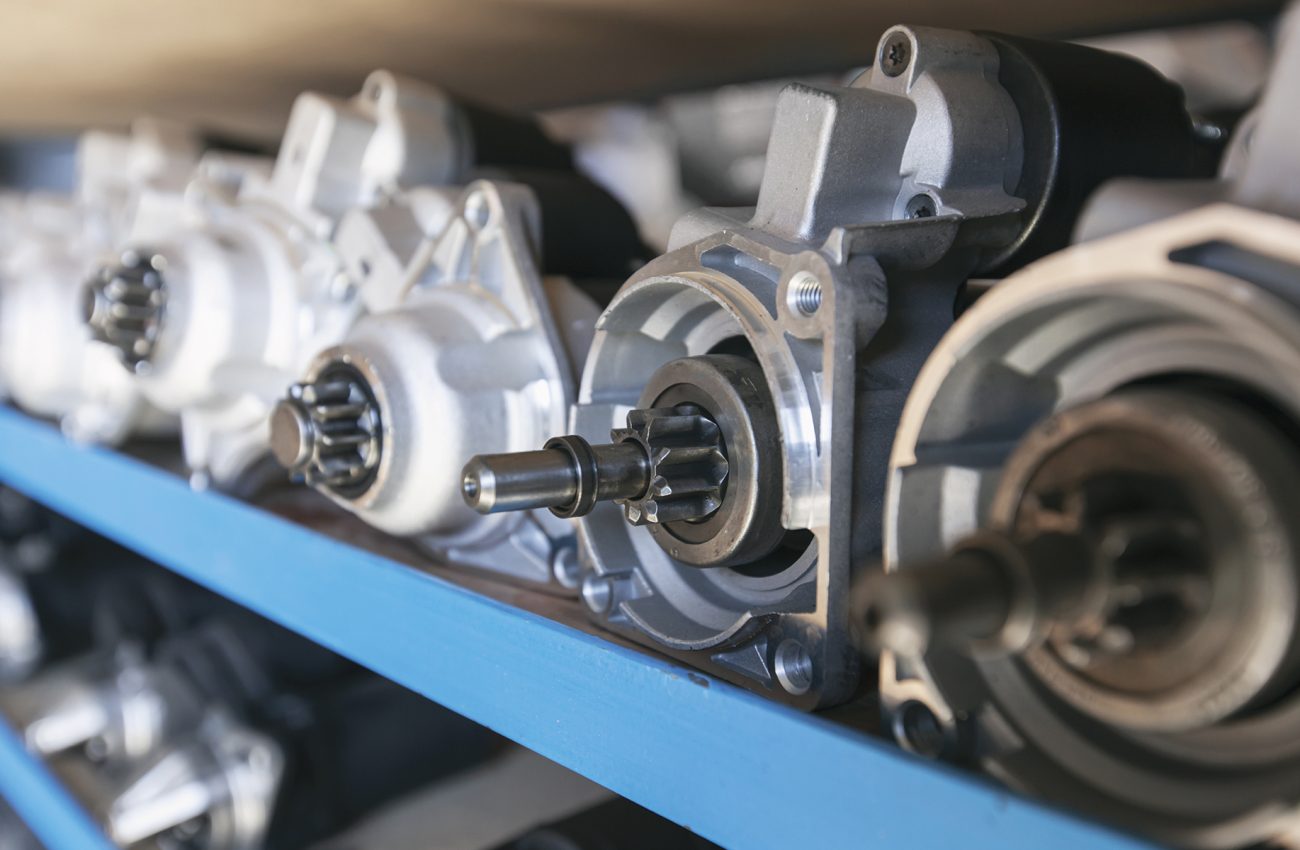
[0,407,1156,850]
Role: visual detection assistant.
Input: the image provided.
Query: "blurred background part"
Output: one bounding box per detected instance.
[0,0,1280,139]
[0,13,1276,248]
[0,801,41,850]
[548,16,1273,246]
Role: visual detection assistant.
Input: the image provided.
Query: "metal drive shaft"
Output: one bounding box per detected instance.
[857,530,1098,658]
[462,438,649,516]
[462,406,729,523]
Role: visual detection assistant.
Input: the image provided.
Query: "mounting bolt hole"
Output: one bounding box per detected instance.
[786,272,823,317]
[774,639,814,695]
[894,700,945,758]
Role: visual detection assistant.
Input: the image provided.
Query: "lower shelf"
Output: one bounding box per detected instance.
[0,408,1154,850]
[0,716,114,850]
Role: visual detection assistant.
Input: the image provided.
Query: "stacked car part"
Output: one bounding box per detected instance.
[863,9,1300,848]
[1,12,1299,850]
[82,71,587,493]
[462,26,1208,705]
[0,121,200,445]
[269,173,643,590]
[0,506,499,850]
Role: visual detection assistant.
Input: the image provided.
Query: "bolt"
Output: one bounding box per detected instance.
[787,271,823,317]
[551,546,583,589]
[880,31,912,77]
[581,574,614,615]
[774,639,814,695]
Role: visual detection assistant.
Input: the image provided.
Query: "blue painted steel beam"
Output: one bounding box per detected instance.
[0,408,1157,850]
[0,718,116,850]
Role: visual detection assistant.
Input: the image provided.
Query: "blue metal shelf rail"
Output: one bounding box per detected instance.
[0,717,116,850]
[0,408,1155,850]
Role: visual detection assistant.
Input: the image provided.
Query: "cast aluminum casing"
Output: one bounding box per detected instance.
[0,123,197,444]
[571,26,1030,708]
[883,205,1300,850]
[880,11,1300,845]
[112,71,470,491]
[297,180,599,590]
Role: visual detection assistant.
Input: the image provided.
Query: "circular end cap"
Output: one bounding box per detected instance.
[269,399,314,471]
[460,457,492,512]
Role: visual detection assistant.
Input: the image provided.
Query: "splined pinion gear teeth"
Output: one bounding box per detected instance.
[276,369,382,498]
[84,250,167,371]
[611,405,728,526]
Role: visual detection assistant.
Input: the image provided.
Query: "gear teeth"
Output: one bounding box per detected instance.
[85,250,167,370]
[613,405,728,526]
[283,368,383,497]
[1050,511,1212,669]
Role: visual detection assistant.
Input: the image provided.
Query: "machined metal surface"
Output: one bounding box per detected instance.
[464,355,758,566]
[465,24,1198,707]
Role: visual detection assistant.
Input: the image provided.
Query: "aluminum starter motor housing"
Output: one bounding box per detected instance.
[276,177,615,591]
[0,123,198,445]
[85,71,485,492]
[518,25,1204,708]
[878,15,1300,845]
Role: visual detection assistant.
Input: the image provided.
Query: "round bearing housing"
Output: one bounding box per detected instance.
[883,204,1300,848]
[572,235,864,706]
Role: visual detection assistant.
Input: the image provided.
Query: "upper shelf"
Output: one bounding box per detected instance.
[0,0,1278,136]
[0,407,1154,850]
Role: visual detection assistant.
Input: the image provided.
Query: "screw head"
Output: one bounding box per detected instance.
[880,31,912,77]
[906,193,936,219]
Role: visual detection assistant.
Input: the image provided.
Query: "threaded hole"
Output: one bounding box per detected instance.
[786,272,822,317]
